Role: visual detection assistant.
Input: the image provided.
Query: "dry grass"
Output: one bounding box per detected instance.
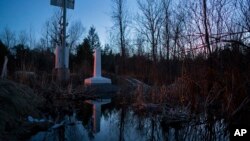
[127,63,250,122]
[0,80,44,136]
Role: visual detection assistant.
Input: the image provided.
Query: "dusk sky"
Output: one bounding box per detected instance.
[0,0,137,45]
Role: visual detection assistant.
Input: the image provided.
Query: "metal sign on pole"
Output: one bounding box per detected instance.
[50,0,75,9]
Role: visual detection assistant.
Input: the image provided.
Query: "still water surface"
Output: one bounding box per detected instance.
[29,98,229,141]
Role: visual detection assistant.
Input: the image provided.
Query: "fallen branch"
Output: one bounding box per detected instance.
[232,97,250,117]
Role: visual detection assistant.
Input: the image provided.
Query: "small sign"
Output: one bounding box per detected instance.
[50,0,75,9]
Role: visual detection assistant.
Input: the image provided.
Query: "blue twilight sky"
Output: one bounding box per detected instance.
[0,0,137,45]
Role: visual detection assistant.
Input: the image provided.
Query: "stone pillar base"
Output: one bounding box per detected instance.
[84,76,111,86]
[53,68,70,82]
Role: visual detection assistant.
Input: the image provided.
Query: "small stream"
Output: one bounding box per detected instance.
[29,98,229,141]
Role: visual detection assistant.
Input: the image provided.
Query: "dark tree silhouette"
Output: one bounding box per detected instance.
[87,26,101,50]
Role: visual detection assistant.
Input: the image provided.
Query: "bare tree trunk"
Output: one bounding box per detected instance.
[202,0,211,55]
[111,0,128,74]
[137,0,163,64]
[162,0,171,61]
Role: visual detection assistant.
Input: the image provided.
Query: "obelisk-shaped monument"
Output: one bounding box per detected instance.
[84,48,111,85]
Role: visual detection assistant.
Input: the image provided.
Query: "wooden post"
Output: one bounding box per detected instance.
[1,56,8,79]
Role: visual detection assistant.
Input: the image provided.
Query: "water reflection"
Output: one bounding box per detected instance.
[29,98,229,141]
[84,99,112,140]
[161,118,229,141]
[29,98,112,141]
[29,112,88,141]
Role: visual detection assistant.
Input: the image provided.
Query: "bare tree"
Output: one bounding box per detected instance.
[111,0,129,72]
[187,0,237,55]
[202,0,212,55]
[161,0,172,61]
[49,11,63,48]
[40,10,65,51]
[172,9,186,59]
[40,12,61,51]
[135,33,145,56]
[1,27,16,48]
[137,0,164,63]
[239,0,250,34]
[40,20,51,50]
[18,30,28,46]
[68,21,84,51]
[40,11,84,52]
[28,26,36,49]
